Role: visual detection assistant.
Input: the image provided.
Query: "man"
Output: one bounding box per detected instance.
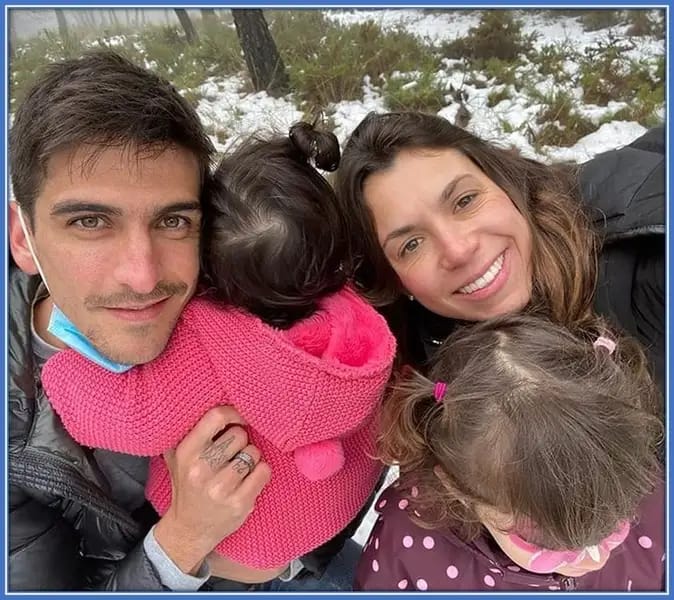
[8,51,361,591]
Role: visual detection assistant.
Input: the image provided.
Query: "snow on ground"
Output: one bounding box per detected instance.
[194,8,661,167]
[196,76,304,154]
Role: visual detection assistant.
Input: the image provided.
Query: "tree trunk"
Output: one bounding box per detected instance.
[55,9,69,40]
[232,9,289,97]
[201,9,217,25]
[174,9,198,44]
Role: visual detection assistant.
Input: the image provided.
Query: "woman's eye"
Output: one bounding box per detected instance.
[456,193,476,210]
[401,238,420,256]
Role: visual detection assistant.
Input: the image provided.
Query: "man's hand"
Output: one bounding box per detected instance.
[153,406,271,575]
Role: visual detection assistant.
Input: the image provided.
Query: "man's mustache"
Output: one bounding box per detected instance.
[85,281,189,307]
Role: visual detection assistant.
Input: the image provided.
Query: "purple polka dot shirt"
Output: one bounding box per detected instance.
[356,481,665,591]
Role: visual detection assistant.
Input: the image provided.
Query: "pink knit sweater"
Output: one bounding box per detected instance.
[41,287,396,569]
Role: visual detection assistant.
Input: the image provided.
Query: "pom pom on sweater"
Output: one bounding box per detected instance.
[294,439,345,481]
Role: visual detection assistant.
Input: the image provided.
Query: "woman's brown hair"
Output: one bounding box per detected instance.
[379,313,662,550]
[335,111,599,326]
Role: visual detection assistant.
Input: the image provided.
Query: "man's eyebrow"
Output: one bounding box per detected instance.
[50,201,122,217]
[49,200,201,218]
[154,201,201,216]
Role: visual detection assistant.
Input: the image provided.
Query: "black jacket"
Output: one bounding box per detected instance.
[403,127,665,395]
[8,268,160,591]
[8,267,364,591]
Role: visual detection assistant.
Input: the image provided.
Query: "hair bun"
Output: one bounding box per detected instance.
[289,121,340,172]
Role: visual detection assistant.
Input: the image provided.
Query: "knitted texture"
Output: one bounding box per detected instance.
[42,287,396,568]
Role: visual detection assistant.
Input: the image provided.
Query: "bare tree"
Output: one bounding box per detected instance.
[232,9,289,97]
[55,9,69,40]
[174,9,198,44]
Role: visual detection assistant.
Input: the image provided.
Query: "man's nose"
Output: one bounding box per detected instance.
[112,231,161,295]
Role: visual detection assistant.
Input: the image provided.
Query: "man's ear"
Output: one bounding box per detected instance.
[8,202,39,275]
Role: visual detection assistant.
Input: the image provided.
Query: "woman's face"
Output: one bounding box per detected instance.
[363,148,533,321]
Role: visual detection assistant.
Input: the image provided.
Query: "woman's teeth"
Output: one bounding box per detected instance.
[458,253,504,294]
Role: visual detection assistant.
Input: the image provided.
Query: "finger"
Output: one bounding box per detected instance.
[235,460,271,499]
[228,444,261,478]
[177,406,247,458]
[198,426,249,471]
[207,459,269,511]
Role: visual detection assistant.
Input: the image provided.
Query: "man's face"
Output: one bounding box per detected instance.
[14,144,202,364]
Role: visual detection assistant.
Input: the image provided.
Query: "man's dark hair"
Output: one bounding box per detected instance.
[10,51,214,226]
[201,122,347,328]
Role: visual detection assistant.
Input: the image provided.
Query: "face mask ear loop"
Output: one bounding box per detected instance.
[17,205,50,294]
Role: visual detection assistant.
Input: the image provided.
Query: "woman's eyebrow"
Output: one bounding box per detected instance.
[382,224,415,251]
[439,174,473,205]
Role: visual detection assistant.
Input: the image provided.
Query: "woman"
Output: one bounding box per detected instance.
[335,113,665,397]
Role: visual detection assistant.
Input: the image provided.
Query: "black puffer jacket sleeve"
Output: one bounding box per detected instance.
[9,480,167,591]
[9,485,82,590]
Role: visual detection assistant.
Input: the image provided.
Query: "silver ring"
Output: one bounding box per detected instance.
[232,451,256,474]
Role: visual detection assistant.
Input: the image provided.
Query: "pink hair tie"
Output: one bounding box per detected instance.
[433,381,447,403]
[593,335,616,355]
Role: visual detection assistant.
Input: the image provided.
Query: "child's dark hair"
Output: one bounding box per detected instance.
[379,313,662,551]
[201,122,346,327]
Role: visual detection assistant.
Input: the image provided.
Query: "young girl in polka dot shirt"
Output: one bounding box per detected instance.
[356,314,664,592]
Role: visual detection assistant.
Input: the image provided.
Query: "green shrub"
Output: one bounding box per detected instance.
[384,72,447,112]
[269,11,437,107]
[10,31,84,108]
[579,37,663,106]
[487,86,510,107]
[533,90,596,149]
[441,10,536,62]
[579,10,625,31]
[625,10,664,37]
[532,42,578,81]
[479,57,523,87]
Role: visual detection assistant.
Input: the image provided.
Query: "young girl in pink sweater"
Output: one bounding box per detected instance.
[41,123,396,577]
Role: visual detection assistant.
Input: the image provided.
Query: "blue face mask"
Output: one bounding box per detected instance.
[47,304,134,373]
[17,205,134,374]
